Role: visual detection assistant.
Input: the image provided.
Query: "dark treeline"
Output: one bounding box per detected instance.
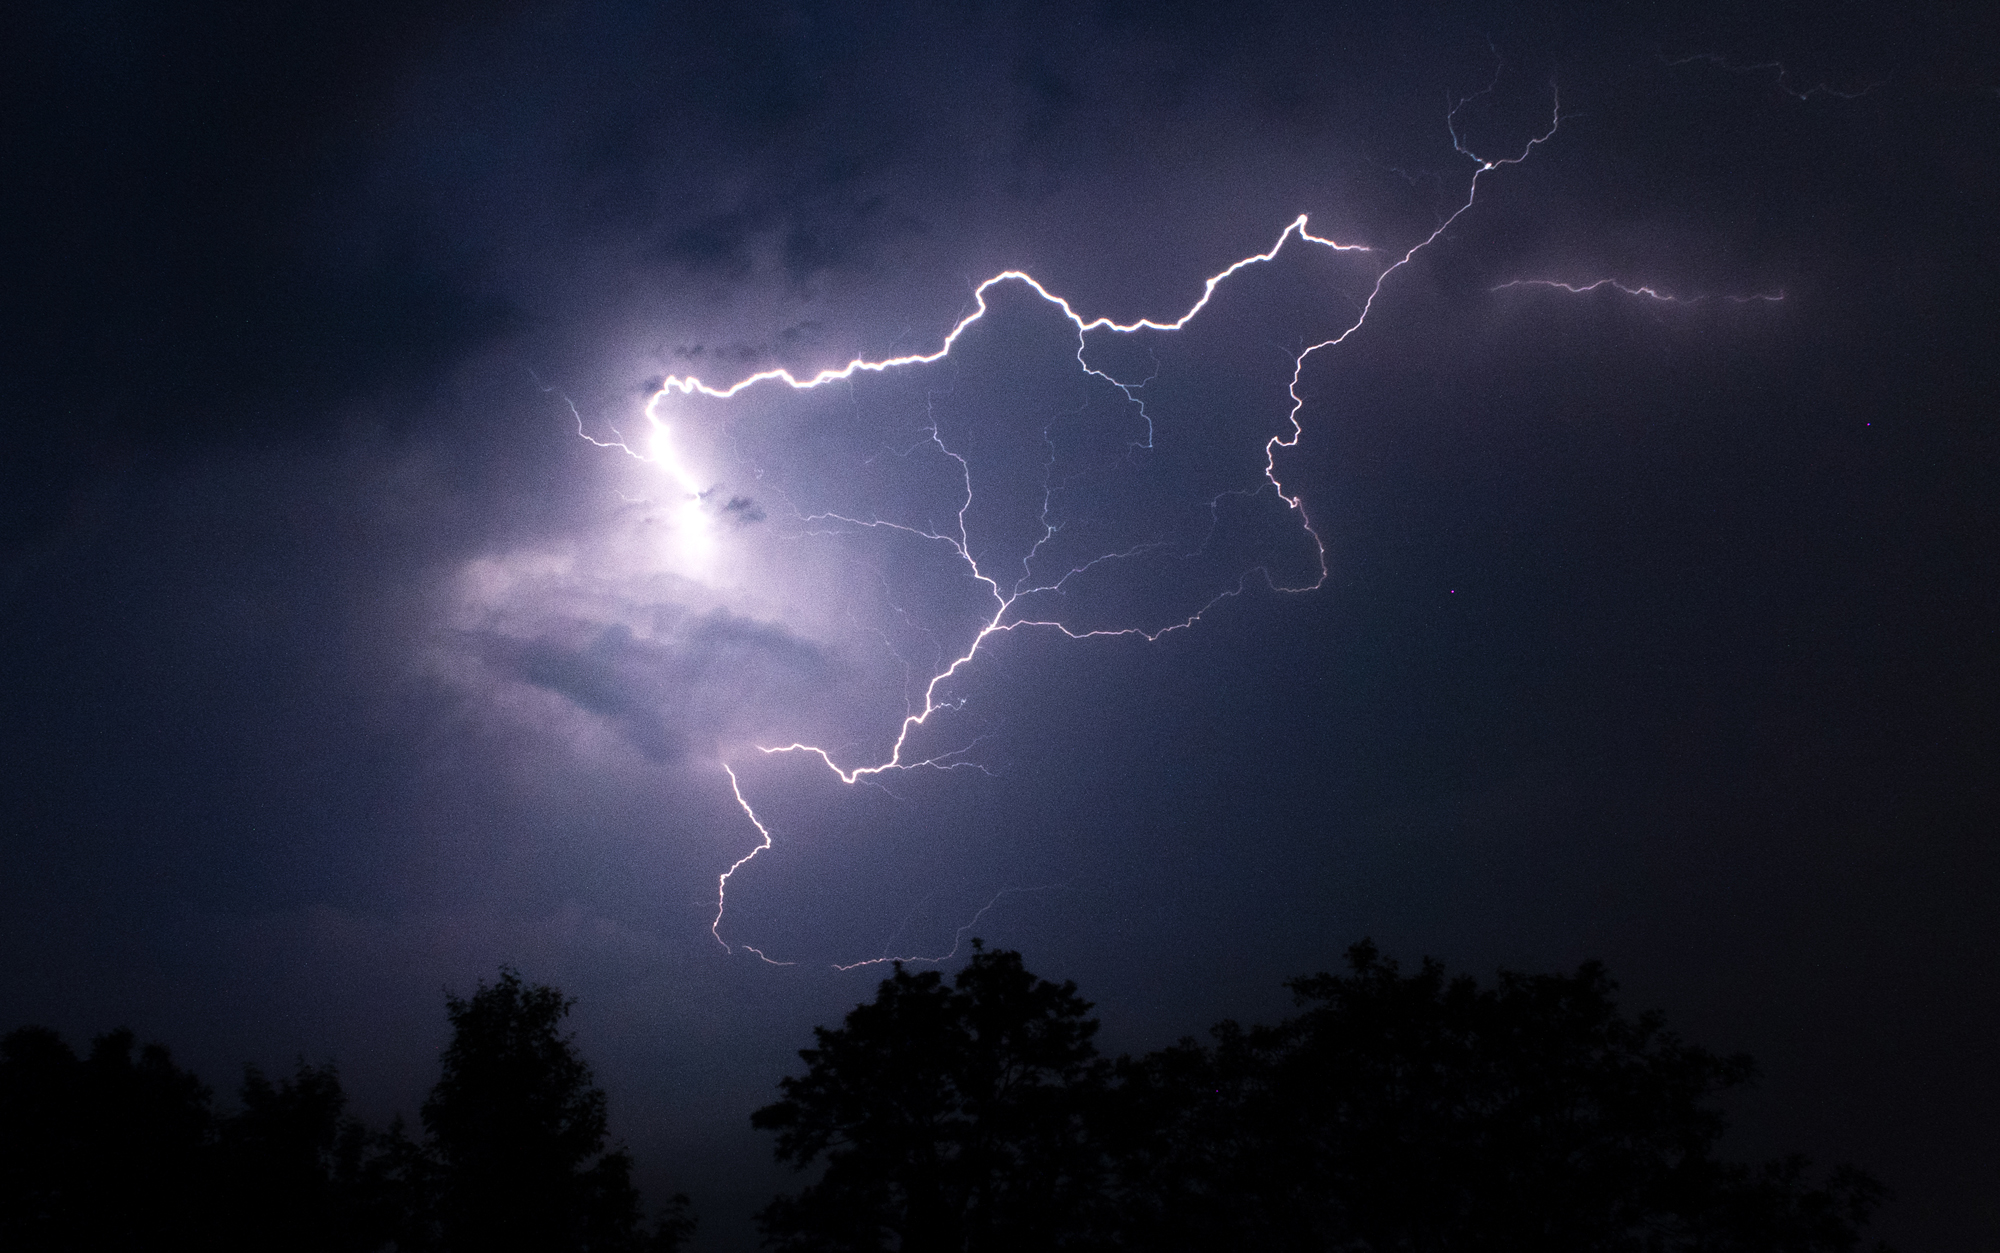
[756,943,1890,1252]
[0,970,691,1252]
[2,944,1890,1252]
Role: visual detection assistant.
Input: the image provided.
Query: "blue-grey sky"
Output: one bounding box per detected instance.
[3,3,1995,1248]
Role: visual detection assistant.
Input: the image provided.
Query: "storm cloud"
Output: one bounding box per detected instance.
[3,3,1995,1249]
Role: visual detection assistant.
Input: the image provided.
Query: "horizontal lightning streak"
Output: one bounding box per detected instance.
[640,221,1371,407]
[1662,52,1889,102]
[829,884,1068,972]
[1493,278,1785,303]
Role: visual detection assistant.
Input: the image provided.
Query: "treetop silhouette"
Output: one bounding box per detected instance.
[0,969,691,1253]
[758,940,1893,1253]
[420,965,692,1253]
[753,942,1109,1252]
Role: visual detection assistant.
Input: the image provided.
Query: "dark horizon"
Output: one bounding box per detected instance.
[5,939,1898,1250]
[3,2,1994,1248]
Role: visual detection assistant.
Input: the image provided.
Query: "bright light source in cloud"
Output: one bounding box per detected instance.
[443,72,1774,966]
[640,418,717,570]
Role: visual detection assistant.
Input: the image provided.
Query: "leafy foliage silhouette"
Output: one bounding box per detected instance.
[753,942,1109,1252]
[0,969,690,1253]
[0,1025,216,1249]
[758,940,1892,1253]
[419,965,692,1253]
[0,947,1893,1252]
[215,1058,412,1251]
[1109,940,1891,1252]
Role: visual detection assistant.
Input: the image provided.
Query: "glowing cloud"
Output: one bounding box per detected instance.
[508,68,1773,966]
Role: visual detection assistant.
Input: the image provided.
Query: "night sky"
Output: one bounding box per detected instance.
[3,3,1995,1249]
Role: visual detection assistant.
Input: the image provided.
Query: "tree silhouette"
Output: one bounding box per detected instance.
[214,1059,413,1252]
[752,943,1108,1252]
[3,971,689,1253]
[2,1026,420,1251]
[1106,940,1890,1252]
[762,941,1892,1253]
[420,966,691,1253]
[0,1025,217,1249]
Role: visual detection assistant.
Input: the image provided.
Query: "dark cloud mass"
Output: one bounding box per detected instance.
[3,1,1997,1249]
[478,610,837,763]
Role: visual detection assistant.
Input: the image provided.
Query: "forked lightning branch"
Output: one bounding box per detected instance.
[569,72,1771,966]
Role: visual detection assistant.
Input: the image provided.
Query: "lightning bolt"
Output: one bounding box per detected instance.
[1663,52,1889,102]
[716,764,793,965]
[552,380,721,565]
[575,68,1756,964]
[1492,278,1786,304]
[829,884,1069,972]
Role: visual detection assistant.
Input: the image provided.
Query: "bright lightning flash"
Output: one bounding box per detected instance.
[562,69,1771,966]
[567,392,718,570]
